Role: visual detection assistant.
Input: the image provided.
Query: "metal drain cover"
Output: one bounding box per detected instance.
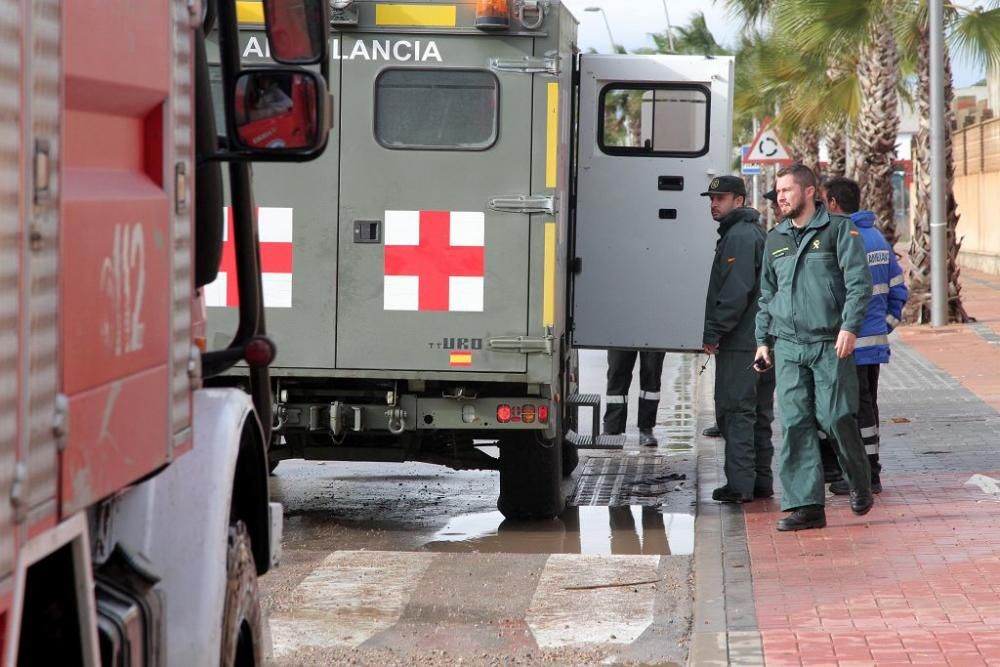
[571,454,685,507]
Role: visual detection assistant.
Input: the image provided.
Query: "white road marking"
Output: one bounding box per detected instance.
[269,550,435,656]
[526,554,660,648]
[965,474,1000,495]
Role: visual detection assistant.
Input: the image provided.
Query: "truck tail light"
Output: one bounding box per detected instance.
[538,404,550,424]
[497,404,512,423]
[521,404,536,424]
[475,0,510,30]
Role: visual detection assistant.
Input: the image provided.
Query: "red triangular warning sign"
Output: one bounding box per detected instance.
[745,120,794,164]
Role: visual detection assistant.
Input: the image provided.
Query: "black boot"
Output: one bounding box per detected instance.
[702,424,721,438]
[869,454,882,494]
[851,490,874,516]
[776,505,826,531]
[712,486,751,503]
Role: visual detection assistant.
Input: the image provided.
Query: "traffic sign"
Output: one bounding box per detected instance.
[745,122,793,165]
[741,145,762,175]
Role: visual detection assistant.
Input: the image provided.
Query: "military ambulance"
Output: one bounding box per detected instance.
[211,0,734,519]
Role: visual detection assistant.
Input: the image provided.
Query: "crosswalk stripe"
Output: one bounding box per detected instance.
[526,554,660,648]
[269,551,435,656]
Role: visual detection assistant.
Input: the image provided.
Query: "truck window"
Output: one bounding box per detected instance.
[599,84,710,157]
[374,69,498,151]
[209,65,227,132]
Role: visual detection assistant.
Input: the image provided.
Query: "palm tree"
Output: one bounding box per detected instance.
[899,2,1000,323]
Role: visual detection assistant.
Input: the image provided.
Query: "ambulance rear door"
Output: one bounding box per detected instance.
[571,55,734,351]
[336,35,534,373]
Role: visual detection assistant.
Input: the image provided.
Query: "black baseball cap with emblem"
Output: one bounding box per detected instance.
[700,175,747,197]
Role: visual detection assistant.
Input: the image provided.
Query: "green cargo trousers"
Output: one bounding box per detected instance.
[774,339,871,511]
[715,350,776,497]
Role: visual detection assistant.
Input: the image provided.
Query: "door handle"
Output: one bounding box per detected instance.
[353,219,381,243]
[657,176,684,191]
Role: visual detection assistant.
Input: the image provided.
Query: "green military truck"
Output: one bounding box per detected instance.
[209,0,734,519]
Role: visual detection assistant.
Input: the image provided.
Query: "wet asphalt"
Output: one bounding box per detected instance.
[261,350,701,666]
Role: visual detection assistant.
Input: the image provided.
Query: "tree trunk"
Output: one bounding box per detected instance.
[790,126,820,174]
[906,27,969,324]
[826,125,847,178]
[851,10,901,245]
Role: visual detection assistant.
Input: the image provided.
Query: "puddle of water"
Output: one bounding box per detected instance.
[425,506,694,556]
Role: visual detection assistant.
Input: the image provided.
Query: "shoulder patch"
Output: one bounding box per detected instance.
[727,256,736,264]
[850,230,859,236]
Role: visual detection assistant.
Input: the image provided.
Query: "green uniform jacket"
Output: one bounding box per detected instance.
[755,204,873,346]
[703,207,766,352]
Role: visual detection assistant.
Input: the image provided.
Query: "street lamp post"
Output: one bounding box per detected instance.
[660,0,675,51]
[584,6,617,53]
[929,0,947,326]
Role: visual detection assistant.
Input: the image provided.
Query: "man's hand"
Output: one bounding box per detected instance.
[703,343,719,355]
[753,345,771,372]
[835,330,857,359]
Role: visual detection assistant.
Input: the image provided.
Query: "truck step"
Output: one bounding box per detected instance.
[567,431,626,450]
[566,393,601,408]
[566,393,603,437]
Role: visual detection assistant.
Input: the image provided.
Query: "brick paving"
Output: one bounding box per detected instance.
[735,270,1000,666]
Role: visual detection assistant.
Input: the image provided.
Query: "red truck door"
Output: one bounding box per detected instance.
[59,0,193,515]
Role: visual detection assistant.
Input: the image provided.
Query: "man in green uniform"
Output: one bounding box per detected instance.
[700,176,775,502]
[754,164,874,531]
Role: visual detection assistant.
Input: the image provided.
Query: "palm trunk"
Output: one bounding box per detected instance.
[851,10,901,245]
[826,125,847,178]
[790,126,821,174]
[906,27,969,324]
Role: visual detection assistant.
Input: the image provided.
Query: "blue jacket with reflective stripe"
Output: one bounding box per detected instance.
[852,211,909,365]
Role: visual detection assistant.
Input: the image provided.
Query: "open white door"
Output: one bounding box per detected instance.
[572,54,734,351]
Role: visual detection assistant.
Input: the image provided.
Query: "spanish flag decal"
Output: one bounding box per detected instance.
[850,230,859,236]
[727,256,736,264]
[450,351,473,367]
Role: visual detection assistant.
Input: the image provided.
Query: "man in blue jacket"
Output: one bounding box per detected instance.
[821,177,909,494]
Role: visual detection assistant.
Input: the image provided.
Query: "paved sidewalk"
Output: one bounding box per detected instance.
[703,269,1000,666]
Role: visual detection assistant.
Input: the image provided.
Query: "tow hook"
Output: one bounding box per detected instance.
[386,407,407,435]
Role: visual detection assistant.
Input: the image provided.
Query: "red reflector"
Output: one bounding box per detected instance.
[521,404,536,423]
[538,404,550,423]
[244,337,276,368]
[496,404,512,423]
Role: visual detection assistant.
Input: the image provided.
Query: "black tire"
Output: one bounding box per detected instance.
[562,440,579,478]
[497,433,565,520]
[220,521,262,667]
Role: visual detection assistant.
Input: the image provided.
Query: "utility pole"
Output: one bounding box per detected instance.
[751,117,760,210]
[929,0,947,326]
[660,0,675,51]
[585,7,617,53]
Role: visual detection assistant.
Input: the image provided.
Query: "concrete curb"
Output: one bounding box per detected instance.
[688,360,764,667]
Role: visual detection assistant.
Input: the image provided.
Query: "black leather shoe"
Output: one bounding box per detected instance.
[851,490,874,516]
[753,486,774,499]
[829,479,850,495]
[712,486,751,503]
[702,424,721,438]
[776,505,826,531]
[832,478,882,495]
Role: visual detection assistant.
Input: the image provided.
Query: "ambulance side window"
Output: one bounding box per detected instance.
[599,84,710,157]
[209,65,227,132]
[374,69,498,151]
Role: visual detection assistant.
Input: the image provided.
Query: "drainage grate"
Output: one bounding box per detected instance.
[571,454,685,507]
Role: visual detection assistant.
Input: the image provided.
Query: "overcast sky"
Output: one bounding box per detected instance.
[561,0,986,88]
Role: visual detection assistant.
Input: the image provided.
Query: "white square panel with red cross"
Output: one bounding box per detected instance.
[204,207,294,308]
[383,210,485,312]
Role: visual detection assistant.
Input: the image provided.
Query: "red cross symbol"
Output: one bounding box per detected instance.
[383,211,484,311]
[217,207,294,307]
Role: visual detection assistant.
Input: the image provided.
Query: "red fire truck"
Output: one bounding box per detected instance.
[1,0,329,665]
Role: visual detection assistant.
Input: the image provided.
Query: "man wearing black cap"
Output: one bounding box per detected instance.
[763,188,782,226]
[701,176,776,502]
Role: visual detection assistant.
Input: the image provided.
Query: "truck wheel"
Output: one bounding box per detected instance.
[562,440,579,477]
[498,433,565,520]
[220,521,262,667]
